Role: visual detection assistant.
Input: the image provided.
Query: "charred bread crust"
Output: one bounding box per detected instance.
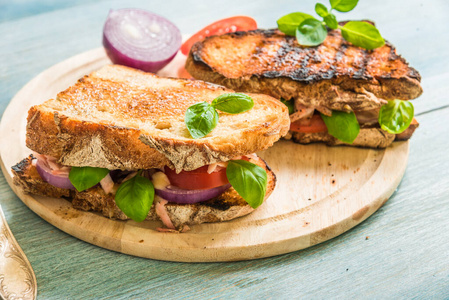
[26,65,290,172]
[186,27,423,111]
[12,155,72,199]
[12,155,276,228]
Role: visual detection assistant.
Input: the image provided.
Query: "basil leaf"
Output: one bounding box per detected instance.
[185,102,219,139]
[330,0,359,12]
[226,160,267,209]
[296,18,327,46]
[324,13,338,30]
[315,3,329,18]
[378,100,414,134]
[211,93,254,114]
[69,167,109,192]
[280,98,294,115]
[277,12,314,36]
[321,111,360,144]
[115,172,154,222]
[340,21,385,50]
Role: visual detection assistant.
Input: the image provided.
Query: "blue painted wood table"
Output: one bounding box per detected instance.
[0,0,448,298]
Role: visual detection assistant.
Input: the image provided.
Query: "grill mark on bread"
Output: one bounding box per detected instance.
[192,27,422,82]
[12,154,35,174]
[203,199,232,211]
[352,48,367,79]
[334,42,348,65]
[187,26,423,102]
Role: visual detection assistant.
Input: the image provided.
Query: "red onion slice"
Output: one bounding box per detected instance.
[155,184,231,204]
[36,159,75,190]
[103,8,182,73]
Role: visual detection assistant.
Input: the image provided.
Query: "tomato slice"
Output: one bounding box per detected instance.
[164,165,229,190]
[180,16,257,55]
[290,114,328,133]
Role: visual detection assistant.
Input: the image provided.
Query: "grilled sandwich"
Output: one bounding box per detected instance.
[185,25,423,148]
[12,65,289,230]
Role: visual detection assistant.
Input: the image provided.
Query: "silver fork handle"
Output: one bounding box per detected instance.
[0,205,37,300]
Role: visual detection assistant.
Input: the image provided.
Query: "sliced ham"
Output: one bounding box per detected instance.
[33,153,71,176]
[355,108,380,126]
[100,173,115,194]
[290,105,315,123]
[154,196,175,230]
[207,153,258,173]
[207,162,228,174]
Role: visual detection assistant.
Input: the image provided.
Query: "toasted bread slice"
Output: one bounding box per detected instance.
[26,65,290,172]
[12,155,276,228]
[186,28,423,112]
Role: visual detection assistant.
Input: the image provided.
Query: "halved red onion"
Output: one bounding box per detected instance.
[103,8,182,73]
[155,184,231,204]
[36,159,75,190]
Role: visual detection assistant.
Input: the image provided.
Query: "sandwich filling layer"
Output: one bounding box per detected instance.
[287,104,419,146]
[13,153,275,230]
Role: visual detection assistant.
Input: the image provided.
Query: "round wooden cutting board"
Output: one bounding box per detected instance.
[0,48,409,262]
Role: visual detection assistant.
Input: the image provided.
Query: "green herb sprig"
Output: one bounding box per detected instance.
[277,0,385,49]
[69,167,154,222]
[69,166,109,192]
[185,93,254,139]
[378,100,414,134]
[320,99,414,144]
[226,160,268,209]
[114,171,154,222]
[320,111,360,144]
